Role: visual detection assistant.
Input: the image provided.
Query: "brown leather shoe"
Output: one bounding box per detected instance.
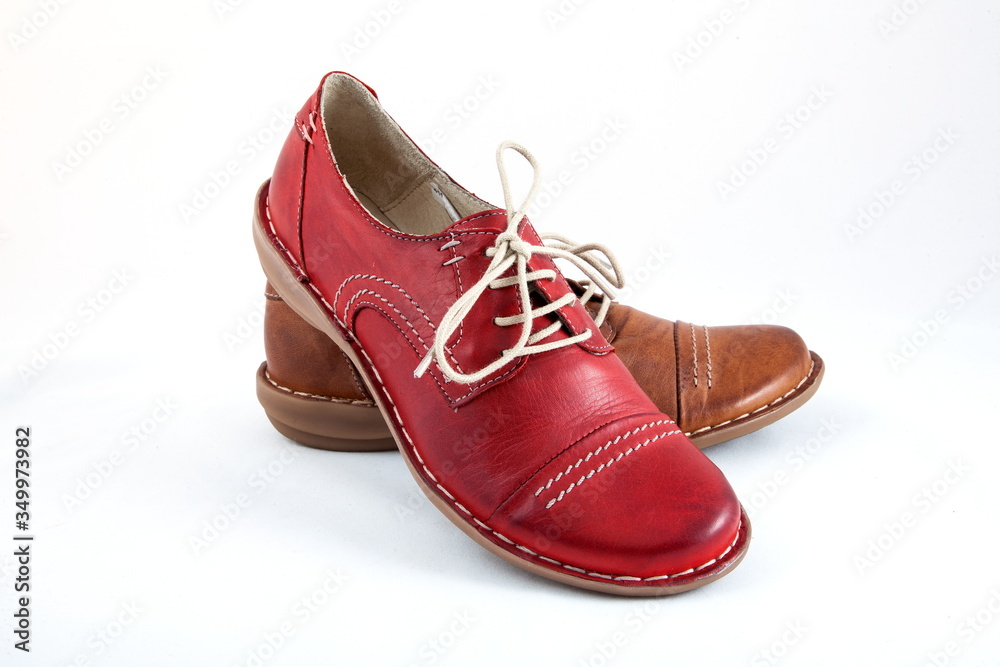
[257,281,824,451]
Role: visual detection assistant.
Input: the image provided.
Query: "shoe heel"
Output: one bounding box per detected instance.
[254,181,398,451]
[255,362,395,452]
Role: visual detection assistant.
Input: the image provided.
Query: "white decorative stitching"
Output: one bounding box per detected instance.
[335,274,524,400]
[690,323,699,388]
[703,325,713,389]
[263,368,374,406]
[297,111,318,144]
[340,287,520,403]
[344,289,430,348]
[533,420,674,497]
[544,429,683,509]
[334,274,436,329]
[686,358,817,436]
[264,192,300,274]
[344,299,455,399]
[441,256,465,266]
[334,275,463,373]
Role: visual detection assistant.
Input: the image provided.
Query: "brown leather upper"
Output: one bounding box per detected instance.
[590,300,679,422]
[264,282,813,435]
[263,286,372,402]
[673,320,814,434]
[603,302,813,435]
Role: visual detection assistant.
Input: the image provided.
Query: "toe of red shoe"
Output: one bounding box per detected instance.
[489,416,746,589]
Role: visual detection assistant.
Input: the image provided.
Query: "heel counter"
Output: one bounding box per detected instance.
[267,90,322,271]
[266,72,381,272]
[263,282,372,402]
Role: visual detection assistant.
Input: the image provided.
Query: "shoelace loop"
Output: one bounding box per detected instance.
[414,141,624,385]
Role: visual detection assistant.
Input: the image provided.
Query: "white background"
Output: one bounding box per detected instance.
[2,0,999,665]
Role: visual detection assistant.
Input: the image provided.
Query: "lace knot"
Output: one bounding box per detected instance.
[491,231,533,260]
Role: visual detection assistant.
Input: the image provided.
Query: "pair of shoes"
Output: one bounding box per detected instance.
[251,72,824,595]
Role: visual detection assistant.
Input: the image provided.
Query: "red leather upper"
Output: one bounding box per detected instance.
[263,72,744,584]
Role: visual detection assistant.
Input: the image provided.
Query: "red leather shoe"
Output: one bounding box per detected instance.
[253,72,749,595]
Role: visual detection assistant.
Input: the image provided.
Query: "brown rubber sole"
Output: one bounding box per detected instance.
[257,362,394,451]
[253,183,749,595]
[257,350,825,452]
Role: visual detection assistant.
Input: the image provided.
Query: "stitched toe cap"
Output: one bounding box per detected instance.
[677,322,813,435]
[488,415,744,580]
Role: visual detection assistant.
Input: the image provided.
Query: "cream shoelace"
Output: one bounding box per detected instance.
[539,232,622,329]
[414,142,625,385]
